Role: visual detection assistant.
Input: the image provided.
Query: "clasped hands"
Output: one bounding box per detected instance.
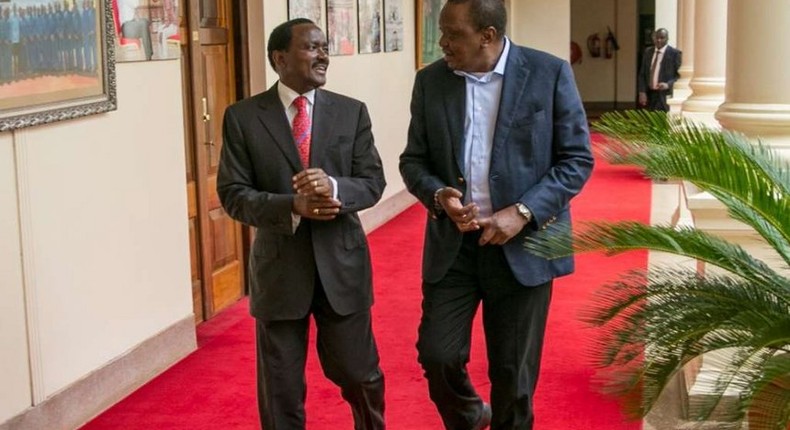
[292,168,340,221]
[436,187,528,246]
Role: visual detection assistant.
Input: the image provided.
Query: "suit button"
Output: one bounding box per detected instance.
[457,177,465,184]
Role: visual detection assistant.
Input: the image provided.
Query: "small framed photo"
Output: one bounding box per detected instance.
[383,0,403,52]
[288,0,327,32]
[357,0,382,54]
[327,0,355,56]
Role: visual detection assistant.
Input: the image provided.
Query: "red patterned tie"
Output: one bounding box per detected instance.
[292,96,311,168]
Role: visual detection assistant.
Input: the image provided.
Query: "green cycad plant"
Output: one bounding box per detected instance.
[526,110,790,429]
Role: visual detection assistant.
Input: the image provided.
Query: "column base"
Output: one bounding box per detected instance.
[715,102,790,155]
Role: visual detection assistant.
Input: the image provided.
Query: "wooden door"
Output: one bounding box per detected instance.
[184,0,245,322]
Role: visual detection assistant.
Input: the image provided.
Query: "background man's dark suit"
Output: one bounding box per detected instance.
[638,44,681,111]
[218,81,386,428]
[400,34,593,429]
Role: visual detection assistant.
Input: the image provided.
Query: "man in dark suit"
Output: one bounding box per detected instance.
[638,28,682,112]
[217,18,386,430]
[399,1,593,429]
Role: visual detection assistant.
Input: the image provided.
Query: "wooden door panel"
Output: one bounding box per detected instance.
[212,260,241,312]
[202,46,231,172]
[209,208,240,268]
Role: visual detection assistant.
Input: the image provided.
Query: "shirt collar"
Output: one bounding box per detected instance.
[454,37,511,82]
[277,82,316,109]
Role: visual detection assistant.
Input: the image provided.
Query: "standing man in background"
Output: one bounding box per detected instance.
[638,28,681,112]
[400,0,594,429]
[217,18,386,430]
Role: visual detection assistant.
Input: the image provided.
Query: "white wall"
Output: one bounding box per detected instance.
[261,2,416,204]
[0,134,32,423]
[571,0,638,103]
[510,0,570,60]
[0,59,193,418]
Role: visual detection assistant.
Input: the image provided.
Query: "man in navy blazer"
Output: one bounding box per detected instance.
[399,0,593,428]
[218,19,386,430]
[638,28,682,112]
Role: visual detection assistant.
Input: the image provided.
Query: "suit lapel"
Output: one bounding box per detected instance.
[493,46,530,159]
[256,84,302,171]
[311,89,337,168]
[442,69,466,174]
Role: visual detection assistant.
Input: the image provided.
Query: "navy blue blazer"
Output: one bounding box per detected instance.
[400,43,594,287]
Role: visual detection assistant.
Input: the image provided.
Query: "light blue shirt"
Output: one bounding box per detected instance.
[454,37,510,218]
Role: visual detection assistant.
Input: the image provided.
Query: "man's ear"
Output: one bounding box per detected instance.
[272,50,285,71]
[480,26,497,47]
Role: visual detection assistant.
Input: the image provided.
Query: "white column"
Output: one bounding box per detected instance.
[715,0,790,158]
[668,0,695,112]
[681,0,727,127]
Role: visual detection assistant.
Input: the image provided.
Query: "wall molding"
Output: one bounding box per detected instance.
[361,188,418,233]
[0,316,196,430]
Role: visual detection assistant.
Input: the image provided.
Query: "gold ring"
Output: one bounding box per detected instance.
[312,180,318,187]
[313,208,320,215]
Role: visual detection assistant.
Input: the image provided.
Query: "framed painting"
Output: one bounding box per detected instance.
[288,0,326,32]
[416,0,445,68]
[357,0,381,54]
[383,0,403,52]
[0,0,117,132]
[327,0,355,56]
[113,0,182,62]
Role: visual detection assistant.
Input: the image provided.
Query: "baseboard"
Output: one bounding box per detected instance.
[361,188,418,233]
[0,316,197,430]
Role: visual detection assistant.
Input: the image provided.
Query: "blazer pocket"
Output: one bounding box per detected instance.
[513,109,545,128]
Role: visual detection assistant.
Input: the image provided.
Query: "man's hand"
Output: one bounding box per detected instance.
[292,168,339,220]
[436,187,480,232]
[638,92,647,106]
[476,205,529,246]
[656,82,669,91]
[293,194,342,221]
[293,168,334,198]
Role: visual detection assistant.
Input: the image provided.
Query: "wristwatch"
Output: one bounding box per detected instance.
[515,203,533,223]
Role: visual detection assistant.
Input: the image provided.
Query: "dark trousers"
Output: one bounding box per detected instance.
[646,89,670,112]
[256,281,385,430]
[417,232,553,430]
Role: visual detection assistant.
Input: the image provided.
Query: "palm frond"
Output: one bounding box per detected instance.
[583,269,790,420]
[527,112,790,427]
[593,111,790,265]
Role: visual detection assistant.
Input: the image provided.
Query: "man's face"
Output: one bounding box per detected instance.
[274,24,329,94]
[438,2,488,72]
[652,31,668,49]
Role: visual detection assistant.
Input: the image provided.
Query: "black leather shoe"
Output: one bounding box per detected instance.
[472,403,492,430]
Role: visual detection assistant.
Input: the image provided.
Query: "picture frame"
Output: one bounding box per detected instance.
[327,0,355,56]
[383,0,403,52]
[415,0,445,68]
[357,0,381,54]
[113,0,182,62]
[0,0,117,132]
[287,0,326,32]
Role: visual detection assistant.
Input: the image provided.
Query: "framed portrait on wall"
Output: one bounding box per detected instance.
[383,0,403,52]
[288,0,326,31]
[416,0,445,68]
[357,0,381,54]
[327,0,355,56]
[0,0,117,132]
[113,0,181,62]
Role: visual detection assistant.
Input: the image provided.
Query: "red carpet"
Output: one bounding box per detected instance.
[81,139,650,429]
